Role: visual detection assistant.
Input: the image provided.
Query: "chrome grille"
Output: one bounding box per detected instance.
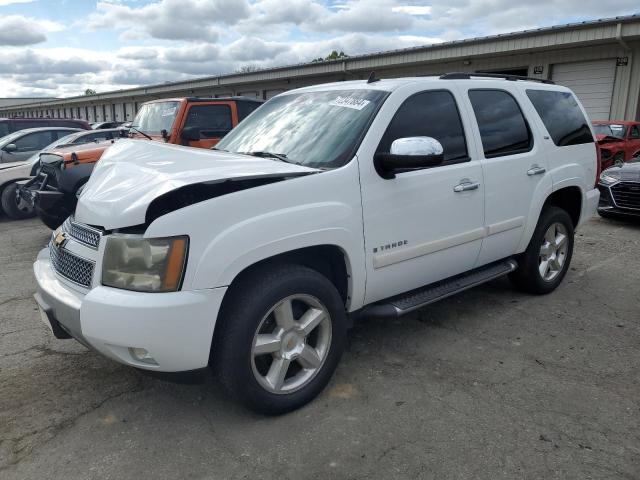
[62,218,102,249]
[49,242,95,288]
[611,182,640,210]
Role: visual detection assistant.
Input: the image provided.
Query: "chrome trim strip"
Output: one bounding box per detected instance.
[373,217,525,269]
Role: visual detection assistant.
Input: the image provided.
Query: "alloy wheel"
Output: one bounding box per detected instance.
[538,222,569,282]
[251,294,332,394]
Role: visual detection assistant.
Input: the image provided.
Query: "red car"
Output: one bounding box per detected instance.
[592,121,640,169]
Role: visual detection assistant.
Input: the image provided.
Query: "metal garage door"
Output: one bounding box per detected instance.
[551,59,616,120]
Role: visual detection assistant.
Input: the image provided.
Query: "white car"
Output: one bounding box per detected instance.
[33,74,600,414]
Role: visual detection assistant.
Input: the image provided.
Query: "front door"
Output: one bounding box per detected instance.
[358,88,485,304]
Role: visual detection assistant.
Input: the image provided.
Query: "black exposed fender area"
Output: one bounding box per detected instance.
[58,163,95,194]
[145,171,315,225]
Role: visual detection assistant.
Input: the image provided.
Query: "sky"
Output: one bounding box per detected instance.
[0,0,638,98]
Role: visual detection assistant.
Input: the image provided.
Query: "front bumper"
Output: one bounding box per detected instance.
[34,248,227,372]
[597,184,640,217]
[579,188,601,225]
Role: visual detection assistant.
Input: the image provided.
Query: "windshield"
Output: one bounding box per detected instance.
[593,124,626,139]
[131,101,180,135]
[215,89,388,169]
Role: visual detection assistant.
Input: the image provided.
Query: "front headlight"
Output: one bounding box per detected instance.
[599,170,621,185]
[102,235,188,292]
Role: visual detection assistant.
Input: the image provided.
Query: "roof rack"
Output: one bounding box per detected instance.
[439,72,555,84]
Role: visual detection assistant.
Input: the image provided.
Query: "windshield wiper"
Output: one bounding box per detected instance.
[128,125,153,141]
[242,151,301,165]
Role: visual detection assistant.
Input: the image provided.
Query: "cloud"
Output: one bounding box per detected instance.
[392,5,432,15]
[0,0,35,5]
[87,0,250,42]
[0,15,62,46]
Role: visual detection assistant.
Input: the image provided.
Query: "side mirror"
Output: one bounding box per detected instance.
[374,137,444,179]
[118,128,129,138]
[180,126,201,142]
[4,143,17,153]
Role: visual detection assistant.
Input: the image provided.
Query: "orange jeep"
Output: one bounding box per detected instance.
[20,97,263,228]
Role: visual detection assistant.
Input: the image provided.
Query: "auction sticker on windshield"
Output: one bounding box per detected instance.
[329,96,371,110]
[162,106,177,117]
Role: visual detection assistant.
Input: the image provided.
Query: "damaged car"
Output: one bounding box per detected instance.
[33,76,599,414]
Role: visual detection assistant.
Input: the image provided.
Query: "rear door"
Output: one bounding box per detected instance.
[179,102,237,149]
[460,85,547,266]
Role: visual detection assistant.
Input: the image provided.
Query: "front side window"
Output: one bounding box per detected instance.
[630,125,640,139]
[184,105,232,138]
[131,101,180,135]
[14,131,54,152]
[377,90,468,165]
[216,89,388,169]
[469,89,532,158]
[526,90,593,146]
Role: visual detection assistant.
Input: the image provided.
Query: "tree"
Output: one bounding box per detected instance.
[312,50,348,63]
[236,65,260,73]
[84,88,96,95]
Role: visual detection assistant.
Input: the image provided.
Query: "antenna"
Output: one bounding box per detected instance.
[367,71,380,83]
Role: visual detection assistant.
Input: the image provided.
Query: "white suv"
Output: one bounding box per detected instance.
[33,74,600,414]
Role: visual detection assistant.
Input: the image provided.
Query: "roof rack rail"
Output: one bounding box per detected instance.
[439,72,555,84]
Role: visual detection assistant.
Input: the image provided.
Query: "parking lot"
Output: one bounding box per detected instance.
[0,215,638,479]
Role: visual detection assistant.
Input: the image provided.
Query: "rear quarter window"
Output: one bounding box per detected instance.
[526,90,593,147]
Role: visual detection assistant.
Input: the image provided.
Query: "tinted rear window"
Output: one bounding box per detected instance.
[184,105,232,138]
[526,90,593,146]
[469,89,532,158]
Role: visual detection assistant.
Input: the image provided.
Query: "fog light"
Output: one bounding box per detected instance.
[129,347,158,365]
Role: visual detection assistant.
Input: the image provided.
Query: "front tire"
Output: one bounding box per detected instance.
[213,264,347,415]
[510,206,574,295]
[1,183,35,220]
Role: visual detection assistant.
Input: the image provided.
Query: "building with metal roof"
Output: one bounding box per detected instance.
[1,14,639,122]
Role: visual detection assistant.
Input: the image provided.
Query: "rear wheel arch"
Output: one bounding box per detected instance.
[543,186,582,228]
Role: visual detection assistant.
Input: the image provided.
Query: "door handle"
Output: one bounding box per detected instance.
[453,181,480,192]
[527,165,546,176]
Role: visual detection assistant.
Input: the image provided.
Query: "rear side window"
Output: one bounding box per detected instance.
[377,90,468,165]
[469,89,532,158]
[526,90,593,146]
[184,105,232,138]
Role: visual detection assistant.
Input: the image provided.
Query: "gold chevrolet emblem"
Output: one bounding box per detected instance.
[53,231,67,248]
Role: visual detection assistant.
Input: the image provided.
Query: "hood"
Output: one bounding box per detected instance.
[603,162,640,182]
[595,134,624,144]
[75,139,318,229]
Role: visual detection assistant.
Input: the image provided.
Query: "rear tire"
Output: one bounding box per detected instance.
[510,206,574,295]
[1,183,35,220]
[213,263,347,415]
